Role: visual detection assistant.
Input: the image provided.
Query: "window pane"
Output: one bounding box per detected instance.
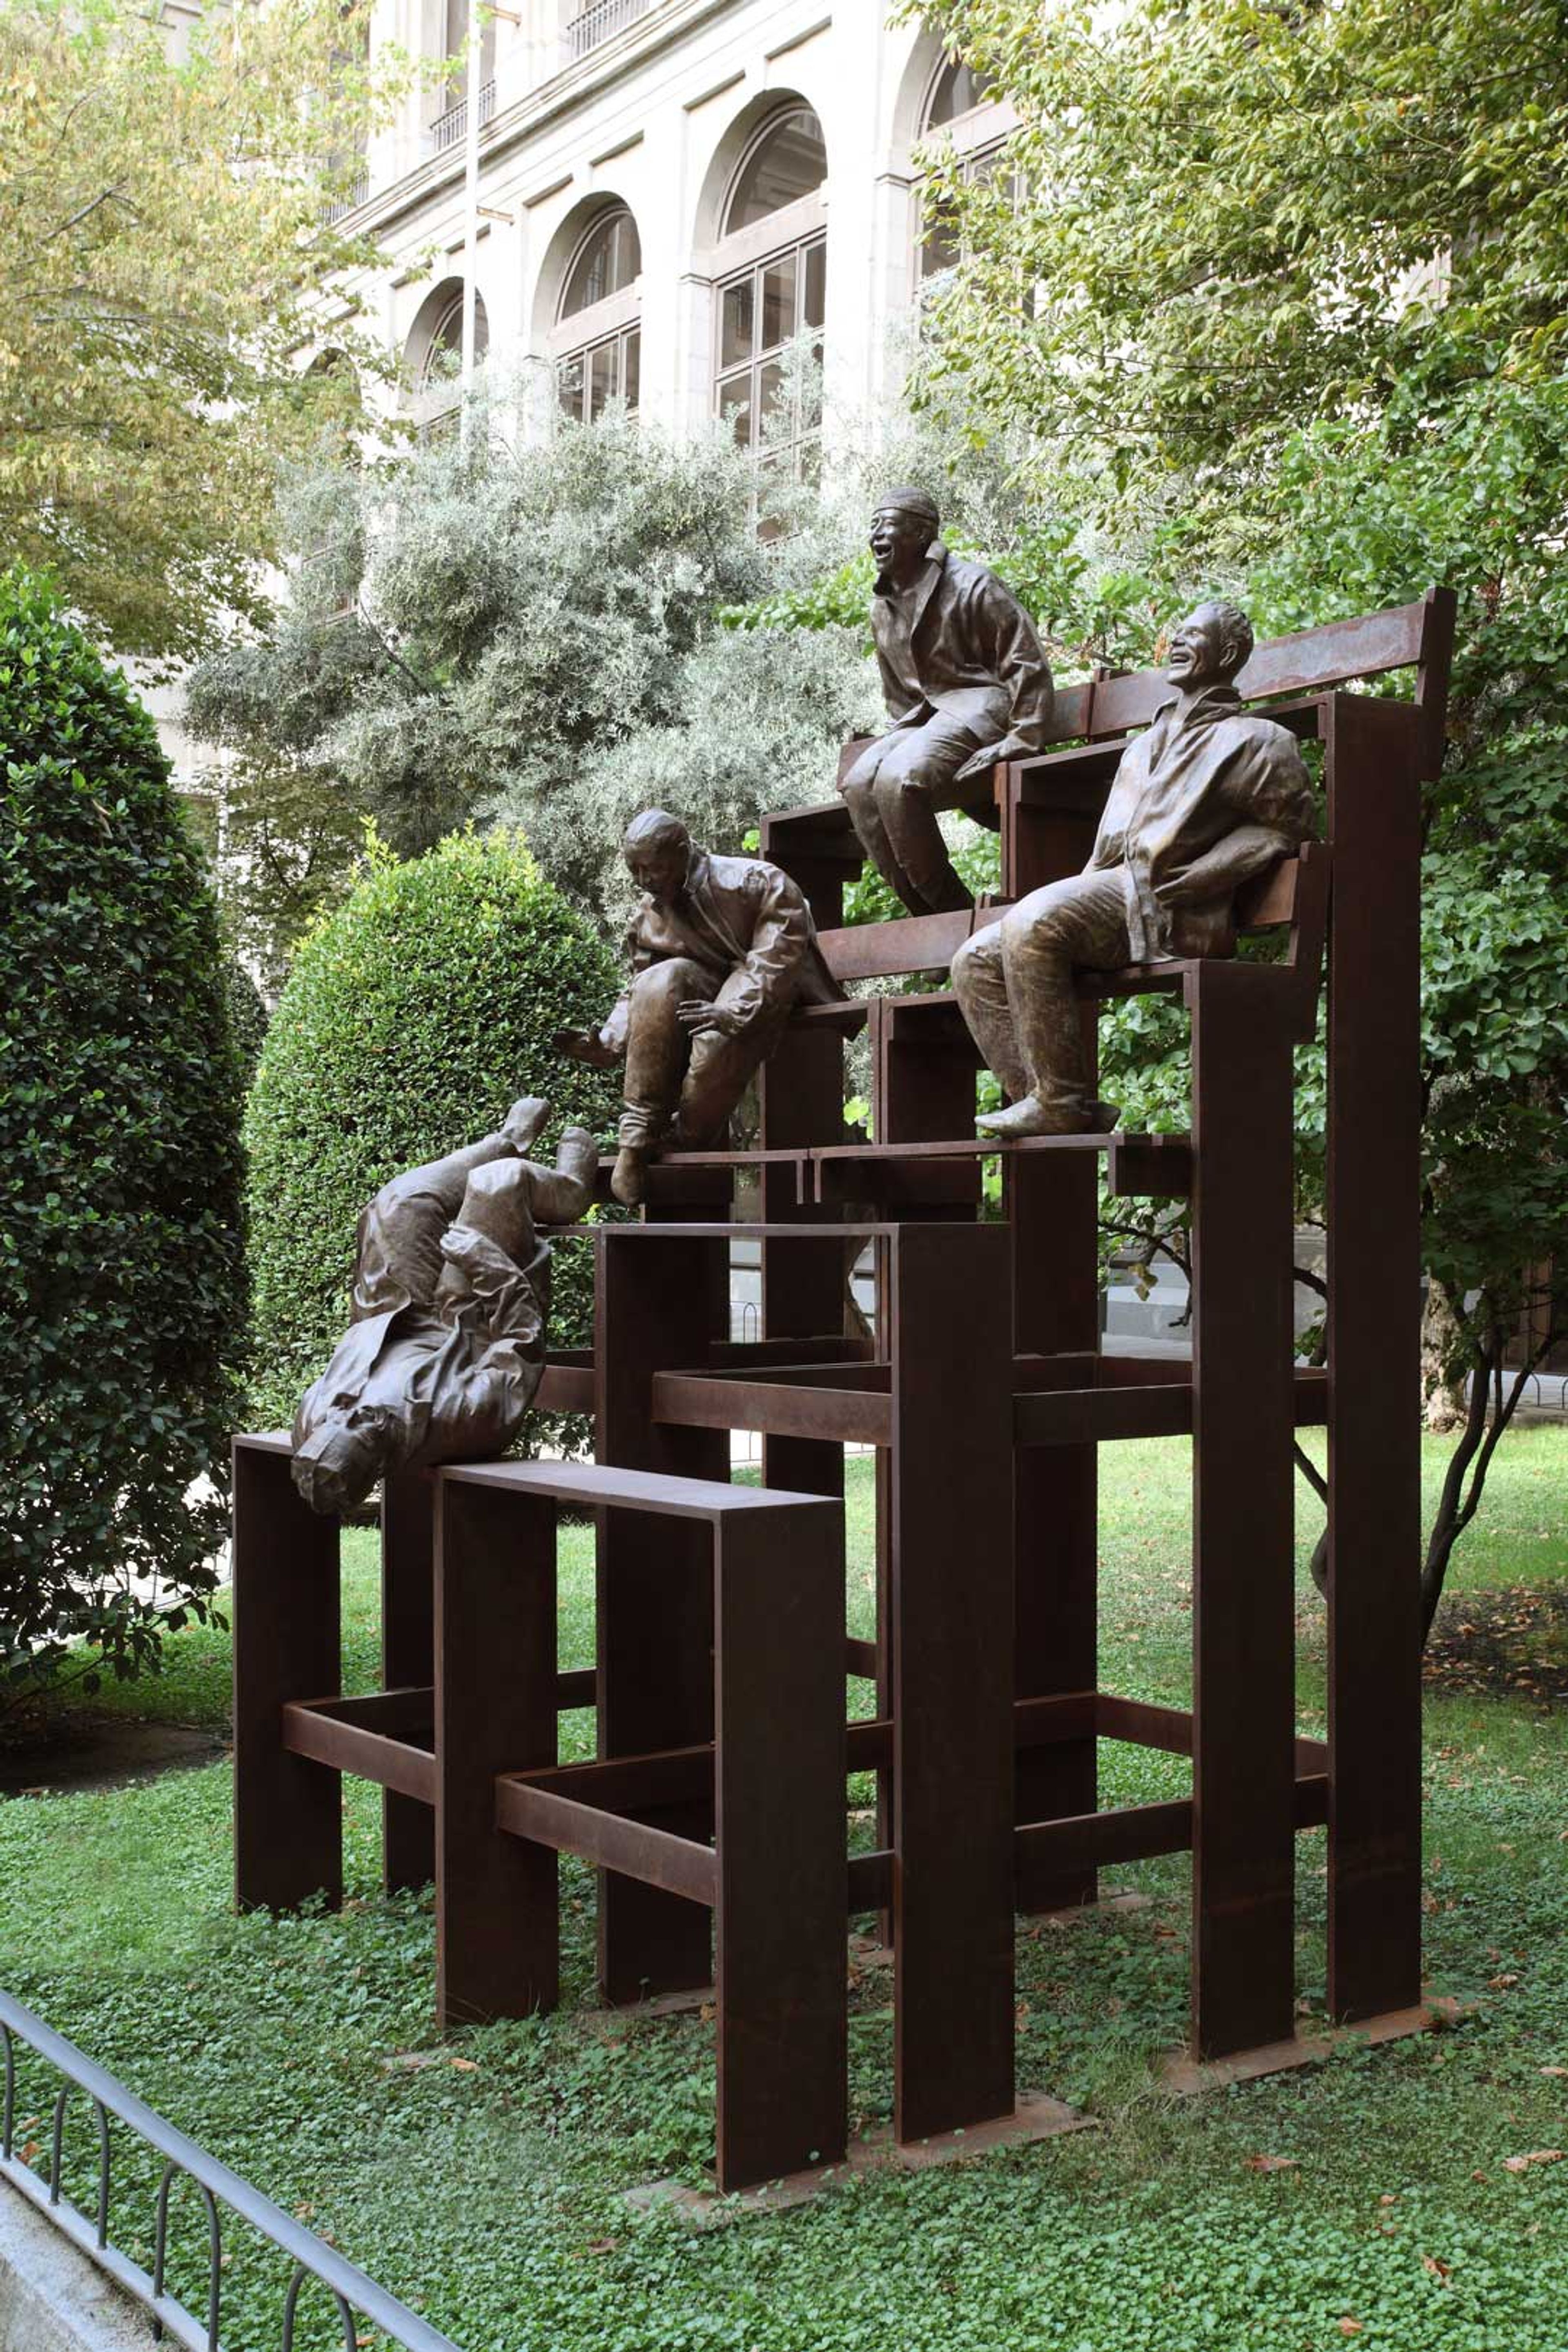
[757,356,788,439]
[562,206,641,318]
[720,276,755,368]
[717,368,752,446]
[724,108,827,234]
[588,341,617,423]
[760,252,797,351]
[925,58,996,128]
[803,239,826,330]
[622,327,640,412]
[921,204,961,280]
[557,352,584,420]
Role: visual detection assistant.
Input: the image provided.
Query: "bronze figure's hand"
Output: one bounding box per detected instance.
[953,732,1029,788]
[553,1025,620,1069]
[677,999,744,1039]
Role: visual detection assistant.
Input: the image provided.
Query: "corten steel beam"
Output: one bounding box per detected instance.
[1004,772,1102,1917]
[1013,1370,1331,1446]
[1188,960,1300,2057]
[435,1479,560,2028]
[232,1437,342,1914]
[594,1228,728,2003]
[889,1223,1016,2144]
[1324,693,1424,2021]
[381,1470,435,1893]
[281,1701,436,1805]
[651,1372,892,1448]
[712,1495,848,2187]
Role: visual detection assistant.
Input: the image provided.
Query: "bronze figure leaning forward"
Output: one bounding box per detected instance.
[557,808,843,1207]
[838,486,1054,916]
[952,601,1315,1136]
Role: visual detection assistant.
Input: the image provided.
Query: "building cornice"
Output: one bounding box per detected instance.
[343,0,743,243]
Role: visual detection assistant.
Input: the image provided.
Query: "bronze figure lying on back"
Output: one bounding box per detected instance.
[952,601,1314,1136]
[557,808,842,1207]
[291,1098,596,1515]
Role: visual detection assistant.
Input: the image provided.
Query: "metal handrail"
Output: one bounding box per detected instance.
[0,1989,461,2352]
[568,0,653,59]
[430,78,497,153]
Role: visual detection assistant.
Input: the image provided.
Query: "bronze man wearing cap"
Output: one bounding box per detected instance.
[558,809,843,1207]
[951,601,1315,1136]
[838,487,1054,915]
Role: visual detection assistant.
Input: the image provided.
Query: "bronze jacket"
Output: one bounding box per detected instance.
[604,848,844,1044]
[1090,684,1315,960]
[872,544,1054,751]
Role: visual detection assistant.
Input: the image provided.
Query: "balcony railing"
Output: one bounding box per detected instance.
[321,167,370,225]
[429,76,497,154]
[568,0,653,58]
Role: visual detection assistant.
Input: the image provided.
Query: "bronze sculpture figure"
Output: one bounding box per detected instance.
[557,808,842,1206]
[290,1098,596,1515]
[952,601,1315,1136]
[837,487,1054,916]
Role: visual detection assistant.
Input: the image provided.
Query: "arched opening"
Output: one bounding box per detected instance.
[915,53,1015,283]
[710,105,828,534]
[553,203,641,423]
[403,278,489,435]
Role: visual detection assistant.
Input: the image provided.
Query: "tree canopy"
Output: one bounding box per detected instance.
[0,0,401,664]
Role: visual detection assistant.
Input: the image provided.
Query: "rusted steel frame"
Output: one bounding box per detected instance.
[495,1781,719,1907]
[693,1361,893,1391]
[436,1480,559,2027]
[845,1635,878,1678]
[1324,691,1425,2022]
[1188,958,1300,2057]
[444,1451,802,1520]
[1106,1135,1195,1200]
[707,1335,875,1368]
[1015,1371,1330,1445]
[535,1361,596,1414]
[232,1440,342,1914]
[1084,596,1435,740]
[280,1704,437,1807]
[1096,1695,1328,1777]
[650,1371,893,1447]
[594,1227,726,2003]
[1016,1776,1329,1878]
[817,908,980,982]
[889,1224,1016,2144]
[847,1851,894,1910]
[381,1471,436,1893]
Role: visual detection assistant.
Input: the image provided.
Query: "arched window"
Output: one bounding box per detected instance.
[419,286,489,391]
[405,280,488,439]
[555,205,641,423]
[916,55,1014,282]
[712,108,828,534]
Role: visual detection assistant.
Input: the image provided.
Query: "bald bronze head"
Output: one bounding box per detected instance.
[622,808,692,904]
[1165,601,1254,690]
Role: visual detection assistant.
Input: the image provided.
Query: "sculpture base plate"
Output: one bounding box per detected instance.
[1161,1998,1465,2096]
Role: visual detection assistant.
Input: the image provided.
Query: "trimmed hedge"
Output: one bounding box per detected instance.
[0,569,247,1697]
[244,829,620,1436]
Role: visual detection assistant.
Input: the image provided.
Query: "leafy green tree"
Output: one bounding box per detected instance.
[243,829,620,1443]
[0,568,247,1706]
[185,397,880,938]
[0,0,404,664]
[899,0,1568,1629]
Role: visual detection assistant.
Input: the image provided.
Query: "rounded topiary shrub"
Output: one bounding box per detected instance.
[245,828,620,1437]
[0,569,247,1697]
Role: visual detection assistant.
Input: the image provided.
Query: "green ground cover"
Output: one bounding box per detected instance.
[3,1431,1567,2350]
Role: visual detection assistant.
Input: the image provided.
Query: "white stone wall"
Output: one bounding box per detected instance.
[343,0,1016,443]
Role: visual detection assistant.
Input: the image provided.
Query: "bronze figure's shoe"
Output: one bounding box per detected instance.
[501,1095,550,1153]
[610,1146,648,1207]
[919,869,975,915]
[976,1094,1100,1139]
[1087,1099,1122,1133]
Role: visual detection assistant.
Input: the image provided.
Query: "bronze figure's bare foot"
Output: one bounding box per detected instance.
[977,1094,1121,1139]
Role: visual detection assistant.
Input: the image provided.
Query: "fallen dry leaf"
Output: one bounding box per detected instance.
[1243,2154,1299,2173]
[449,2056,478,2073]
[1503,2149,1564,2174]
[1339,2320,1363,2337]
[1488,1973,1521,1991]
[1539,2066,1568,2078]
[1421,2254,1452,2282]
[586,2236,620,2256]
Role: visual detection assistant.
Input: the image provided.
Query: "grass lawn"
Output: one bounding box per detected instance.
[2,1429,1567,2349]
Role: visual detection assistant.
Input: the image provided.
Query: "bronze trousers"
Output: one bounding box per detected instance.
[951,867,1134,1125]
[840,710,987,914]
[617,957,782,1151]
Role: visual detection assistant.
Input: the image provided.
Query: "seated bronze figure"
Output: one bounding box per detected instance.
[952,601,1314,1136]
[290,1099,595,1515]
[557,808,842,1207]
[838,486,1054,916]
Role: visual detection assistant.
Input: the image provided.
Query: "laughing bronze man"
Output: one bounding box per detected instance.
[951,600,1315,1136]
[838,486,1054,915]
